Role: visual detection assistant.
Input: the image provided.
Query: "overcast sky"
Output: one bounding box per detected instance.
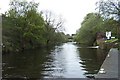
[0,0,99,35]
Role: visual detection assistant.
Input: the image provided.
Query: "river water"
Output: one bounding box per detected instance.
[2,42,108,79]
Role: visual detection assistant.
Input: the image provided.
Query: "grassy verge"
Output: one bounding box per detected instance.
[104,38,118,43]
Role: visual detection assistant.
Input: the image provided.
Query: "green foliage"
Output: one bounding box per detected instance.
[2,0,66,53]
[102,18,118,37]
[75,13,119,46]
[105,38,118,43]
[97,0,120,41]
[75,13,103,45]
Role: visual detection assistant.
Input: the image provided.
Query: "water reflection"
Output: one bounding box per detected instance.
[41,42,85,78]
[2,48,53,78]
[2,42,108,79]
[78,48,108,78]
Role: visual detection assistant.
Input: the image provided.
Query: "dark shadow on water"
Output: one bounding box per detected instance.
[77,48,108,78]
[2,45,58,78]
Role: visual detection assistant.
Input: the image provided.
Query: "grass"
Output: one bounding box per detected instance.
[105,38,118,43]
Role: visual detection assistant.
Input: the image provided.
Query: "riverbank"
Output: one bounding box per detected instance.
[95,48,119,79]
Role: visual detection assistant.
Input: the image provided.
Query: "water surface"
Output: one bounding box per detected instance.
[2,42,108,79]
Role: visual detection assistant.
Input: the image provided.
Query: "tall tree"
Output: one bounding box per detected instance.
[3,0,45,51]
[75,13,104,45]
[96,0,120,41]
[2,0,67,52]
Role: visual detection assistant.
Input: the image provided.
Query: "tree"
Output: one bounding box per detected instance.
[96,0,120,20]
[75,13,103,46]
[42,10,64,32]
[42,10,65,45]
[96,0,120,41]
[3,0,45,51]
[102,18,118,37]
[75,12,118,46]
[2,0,67,52]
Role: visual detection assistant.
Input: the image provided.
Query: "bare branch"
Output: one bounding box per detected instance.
[42,10,64,32]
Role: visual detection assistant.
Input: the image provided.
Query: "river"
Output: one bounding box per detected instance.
[2,42,108,79]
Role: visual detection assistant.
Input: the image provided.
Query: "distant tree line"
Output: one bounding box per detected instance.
[2,0,68,53]
[75,0,120,46]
